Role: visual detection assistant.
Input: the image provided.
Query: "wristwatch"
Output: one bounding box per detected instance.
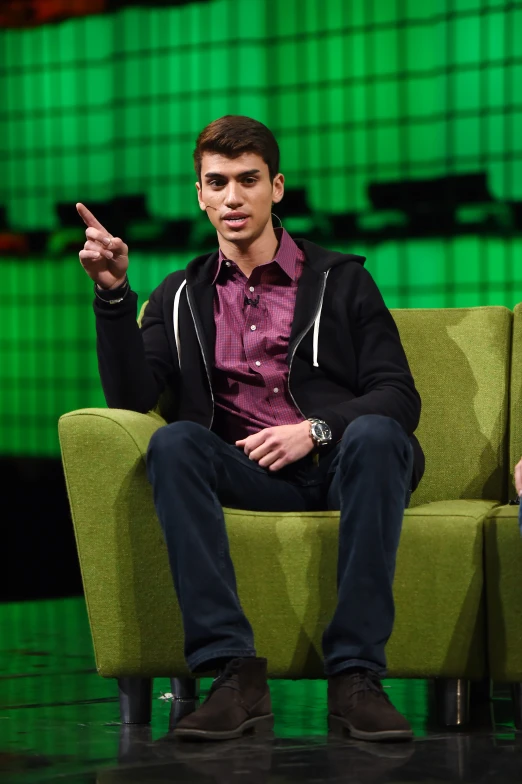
[308,418,332,448]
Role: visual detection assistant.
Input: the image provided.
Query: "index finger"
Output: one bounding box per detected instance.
[242,429,268,452]
[76,202,108,234]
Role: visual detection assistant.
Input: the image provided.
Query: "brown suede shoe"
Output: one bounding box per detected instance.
[174,657,274,741]
[328,669,413,742]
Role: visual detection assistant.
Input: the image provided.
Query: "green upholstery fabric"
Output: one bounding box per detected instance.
[137,302,512,504]
[59,409,172,675]
[485,504,522,682]
[59,407,491,679]
[509,303,522,497]
[232,500,491,680]
[484,303,522,684]
[138,301,147,324]
[391,307,512,507]
[59,305,513,682]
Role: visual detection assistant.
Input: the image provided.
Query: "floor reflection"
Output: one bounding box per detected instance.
[1,598,520,783]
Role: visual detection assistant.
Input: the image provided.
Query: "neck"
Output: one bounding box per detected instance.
[217,222,280,276]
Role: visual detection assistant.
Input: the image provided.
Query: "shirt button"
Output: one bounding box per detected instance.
[249,286,255,292]
[250,325,256,331]
[273,387,279,393]
[255,360,261,366]
[225,261,231,267]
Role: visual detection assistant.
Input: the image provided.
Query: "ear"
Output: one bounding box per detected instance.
[272,172,285,205]
[195,181,207,212]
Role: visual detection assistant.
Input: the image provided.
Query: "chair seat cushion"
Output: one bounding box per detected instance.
[226,499,495,680]
[80,497,496,680]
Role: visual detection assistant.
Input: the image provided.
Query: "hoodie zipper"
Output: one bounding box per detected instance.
[287,270,328,417]
[185,269,327,429]
[186,286,215,429]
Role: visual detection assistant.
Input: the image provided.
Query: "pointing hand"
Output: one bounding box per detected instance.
[77,202,129,290]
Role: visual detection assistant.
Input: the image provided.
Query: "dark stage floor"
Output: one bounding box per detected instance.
[1,598,521,783]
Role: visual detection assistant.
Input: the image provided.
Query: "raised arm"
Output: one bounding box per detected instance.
[77,203,176,413]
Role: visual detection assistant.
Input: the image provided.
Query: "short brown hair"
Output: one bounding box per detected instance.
[193,115,280,182]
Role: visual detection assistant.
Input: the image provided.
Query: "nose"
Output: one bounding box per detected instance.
[224,182,243,209]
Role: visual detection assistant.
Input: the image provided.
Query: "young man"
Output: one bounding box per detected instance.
[78,115,424,743]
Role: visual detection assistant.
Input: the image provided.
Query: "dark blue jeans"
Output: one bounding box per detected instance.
[146,414,413,675]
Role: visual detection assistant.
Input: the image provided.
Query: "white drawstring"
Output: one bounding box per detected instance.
[174,271,328,371]
[312,270,329,368]
[173,279,187,368]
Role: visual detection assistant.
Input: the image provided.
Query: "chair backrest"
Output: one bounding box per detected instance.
[392,306,512,507]
[138,301,148,326]
[138,299,178,421]
[509,302,522,498]
[140,298,512,505]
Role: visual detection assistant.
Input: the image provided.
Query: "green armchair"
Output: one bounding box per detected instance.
[59,305,515,726]
[485,302,522,730]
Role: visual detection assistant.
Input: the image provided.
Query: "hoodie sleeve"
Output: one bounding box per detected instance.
[95,277,178,413]
[309,265,421,443]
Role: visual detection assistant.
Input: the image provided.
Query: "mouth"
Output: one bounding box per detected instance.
[223,213,249,230]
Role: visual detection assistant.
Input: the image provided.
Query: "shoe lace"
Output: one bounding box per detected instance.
[205,658,243,702]
[346,670,391,706]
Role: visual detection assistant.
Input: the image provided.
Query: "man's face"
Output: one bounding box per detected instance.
[196,152,284,245]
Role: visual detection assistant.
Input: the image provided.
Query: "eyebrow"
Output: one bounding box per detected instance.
[204,169,261,180]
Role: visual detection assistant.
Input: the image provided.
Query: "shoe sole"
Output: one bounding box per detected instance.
[174,713,274,742]
[328,714,413,742]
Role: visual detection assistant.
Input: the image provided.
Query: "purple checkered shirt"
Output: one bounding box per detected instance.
[211,228,306,443]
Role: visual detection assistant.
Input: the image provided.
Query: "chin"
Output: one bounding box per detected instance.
[220,227,257,243]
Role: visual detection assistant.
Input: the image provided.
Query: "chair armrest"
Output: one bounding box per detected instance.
[59,407,166,460]
[58,406,166,535]
[58,408,187,678]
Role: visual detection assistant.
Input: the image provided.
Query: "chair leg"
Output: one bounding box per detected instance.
[434,678,470,727]
[169,677,200,730]
[118,724,153,762]
[470,676,492,703]
[469,677,494,729]
[512,683,522,731]
[171,677,200,701]
[118,677,153,724]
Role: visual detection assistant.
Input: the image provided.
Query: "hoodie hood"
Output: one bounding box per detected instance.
[177,239,367,375]
[295,239,366,272]
[184,238,366,286]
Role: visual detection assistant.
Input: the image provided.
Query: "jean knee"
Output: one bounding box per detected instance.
[147,420,210,463]
[342,414,407,452]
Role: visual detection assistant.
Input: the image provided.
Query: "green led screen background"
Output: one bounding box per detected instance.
[1,0,521,456]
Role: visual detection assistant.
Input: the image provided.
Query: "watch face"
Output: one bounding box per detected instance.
[313,421,331,443]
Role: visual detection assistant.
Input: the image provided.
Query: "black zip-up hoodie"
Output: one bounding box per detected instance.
[94,238,425,490]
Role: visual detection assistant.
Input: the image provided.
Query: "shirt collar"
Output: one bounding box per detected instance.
[212,228,301,284]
